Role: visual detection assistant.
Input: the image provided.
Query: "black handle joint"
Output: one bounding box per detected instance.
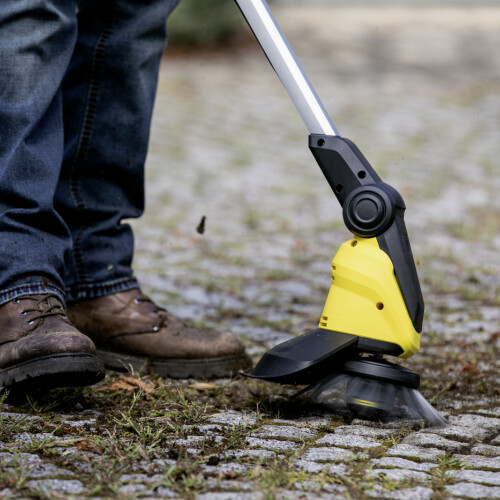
[309,133,424,333]
[343,183,404,237]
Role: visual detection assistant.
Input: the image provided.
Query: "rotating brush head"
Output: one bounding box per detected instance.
[345,376,397,420]
[298,357,446,427]
[343,357,419,419]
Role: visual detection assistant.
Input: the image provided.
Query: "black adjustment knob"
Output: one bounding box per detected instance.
[343,185,396,237]
[350,194,385,228]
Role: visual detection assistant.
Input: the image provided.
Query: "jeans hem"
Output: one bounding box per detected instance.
[66,276,140,303]
[0,282,66,307]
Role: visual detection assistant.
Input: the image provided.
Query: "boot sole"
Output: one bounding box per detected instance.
[0,353,105,393]
[97,348,253,379]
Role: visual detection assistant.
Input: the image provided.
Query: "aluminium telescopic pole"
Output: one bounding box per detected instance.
[234,0,339,136]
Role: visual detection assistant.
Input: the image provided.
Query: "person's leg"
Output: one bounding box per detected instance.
[0,0,104,391]
[0,0,76,304]
[58,0,182,302]
[61,0,251,378]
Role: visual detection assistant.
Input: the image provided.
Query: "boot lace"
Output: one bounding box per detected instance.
[132,292,168,331]
[16,294,66,326]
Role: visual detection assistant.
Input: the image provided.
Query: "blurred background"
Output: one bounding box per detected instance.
[134,0,500,368]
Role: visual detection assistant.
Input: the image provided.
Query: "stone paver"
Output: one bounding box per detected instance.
[334,425,399,439]
[385,444,446,461]
[370,456,439,471]
[301,446,355,462]
[369,468,431,482]
[207,411,258,427]
[471,444,500,457]
[366,485,434,500]
[26,479,86,496]
[245,437,300,451]
[402,432,470,452]
[420,423,493,442]
[196,493,265,500]
[295,460,348,475]
[450,414,500,430]
[445,482,500,499]
[251,424,316,440]
[454,454,500,470]
[316,434,382,449]
[446,469,500,486]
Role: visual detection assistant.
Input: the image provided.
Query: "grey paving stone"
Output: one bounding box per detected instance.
[301,446,355,462]
[385,444,446,461]
[151,486,179,498]
[320,482,349,494]
[26,479,86,495]
[118,483,148,495]
[295,460,348,475]
[293,481,347,498]
[334,425,398,439]
[150,458,178,472]
[445,482,500,499]
[194,424,225,434]
[204,479,254,492]
[316,433,381,449]
[402,432,469,452]
[119,473,165,483]
[24,463,75,479]
[446,469,500,486]
[11,432,55,446]
[60,418,97,428]
[490,435,500,446]
[420,424,493,442]
[251,424,316,440]
[449,414,500,433]
[245,437,300,451]
[351,418,425,430]
[453,454,500,470]
[370,457,438,471]
[0,412,42,423]
[207,411,258,427]
[223,449,276,460]
[0,452,42,465]
[275,491,335,500]
[471,444,500,457]
[201,462,249,476]
[366,485,433,499]
[169,435,220,447]
[369,468,431,482]
[472,407,500,418]
[270,416,332,428]
[196,493,265,500]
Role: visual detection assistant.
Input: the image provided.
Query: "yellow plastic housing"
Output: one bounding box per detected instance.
[319,237,420,358]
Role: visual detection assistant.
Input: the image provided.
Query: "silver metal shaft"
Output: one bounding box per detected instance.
[235,0,338,136]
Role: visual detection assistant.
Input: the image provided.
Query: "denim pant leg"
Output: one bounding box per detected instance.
[57,0,181,303]
[0,1,78,306]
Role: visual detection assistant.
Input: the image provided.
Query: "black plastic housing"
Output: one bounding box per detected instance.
[246,329,404,385]
[309,135,424,332]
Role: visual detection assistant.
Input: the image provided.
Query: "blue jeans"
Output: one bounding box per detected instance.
[0,0,181,306]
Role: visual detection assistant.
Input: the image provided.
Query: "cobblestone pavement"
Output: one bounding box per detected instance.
[1,4,500,499]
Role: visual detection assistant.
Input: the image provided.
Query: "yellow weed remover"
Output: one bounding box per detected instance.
[236,0,445,425]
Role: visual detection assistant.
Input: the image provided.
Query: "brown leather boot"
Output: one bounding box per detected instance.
[67,288,252,378]
[0,295,105,392]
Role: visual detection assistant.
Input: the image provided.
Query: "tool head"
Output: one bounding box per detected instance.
[298,357,446,426]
